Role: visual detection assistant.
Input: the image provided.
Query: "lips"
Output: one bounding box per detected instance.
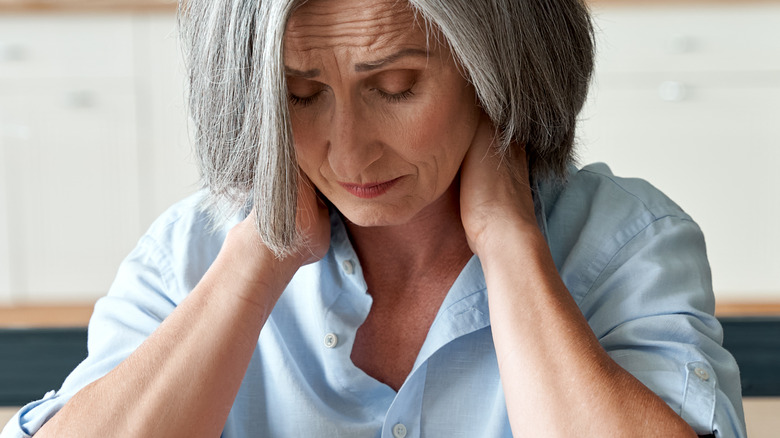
[338,177,402,199]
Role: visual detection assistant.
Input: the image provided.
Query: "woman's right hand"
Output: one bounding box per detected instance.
[35,173,332,438]
[217,173,331,298]
[290,172,331,266]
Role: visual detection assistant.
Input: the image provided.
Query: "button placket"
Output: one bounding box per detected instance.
[380,361,427,438]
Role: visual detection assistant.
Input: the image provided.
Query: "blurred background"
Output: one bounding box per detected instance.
[0,0,778,435]
[1,0,778,310]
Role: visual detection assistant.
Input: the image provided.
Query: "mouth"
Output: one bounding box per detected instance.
[338,177,402,199]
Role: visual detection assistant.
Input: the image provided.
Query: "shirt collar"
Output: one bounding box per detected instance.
[323,173,567,372]
[328,206,368,293]
[413,254,490,371]
[533,165,573,244]
[326,209,490,362]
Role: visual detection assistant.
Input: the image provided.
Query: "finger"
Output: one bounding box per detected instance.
[463,114,502,175]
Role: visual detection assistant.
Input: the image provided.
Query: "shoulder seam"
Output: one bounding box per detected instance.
[578,168,661,220]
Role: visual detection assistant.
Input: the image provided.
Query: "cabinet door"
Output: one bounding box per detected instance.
[590,4,780,74]
[0,79,141,304]
[0,13,134,80]
[133,14,200,228]
[0,134,13,303]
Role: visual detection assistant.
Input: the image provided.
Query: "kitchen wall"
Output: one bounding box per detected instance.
[0,11,197,305]
[0,1,778,306]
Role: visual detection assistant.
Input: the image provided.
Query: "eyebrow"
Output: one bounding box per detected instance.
[354,48,429,72]
[284,47,429,78]
[285,66,321,79]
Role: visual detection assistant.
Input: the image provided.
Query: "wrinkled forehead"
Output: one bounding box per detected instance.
[284,0,426,57]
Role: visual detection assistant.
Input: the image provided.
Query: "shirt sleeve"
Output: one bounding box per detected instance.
[579,215,746,438]
[1,234,177,437]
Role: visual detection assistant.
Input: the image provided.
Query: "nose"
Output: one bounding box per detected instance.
[327,99,382,180]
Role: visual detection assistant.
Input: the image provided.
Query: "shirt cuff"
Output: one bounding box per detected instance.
[0,390,64,438]
[681,361,717,434]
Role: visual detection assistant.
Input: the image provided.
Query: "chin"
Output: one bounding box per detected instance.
[335,202,419,228]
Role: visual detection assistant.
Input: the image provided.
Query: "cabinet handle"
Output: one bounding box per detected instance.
[665,34,697,55]
[658,81,688,102]
[64,90,96,109]
[0,43,26,62]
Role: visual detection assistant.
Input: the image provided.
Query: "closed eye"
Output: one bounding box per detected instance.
[376,88,415,104]
[288,92,321,108]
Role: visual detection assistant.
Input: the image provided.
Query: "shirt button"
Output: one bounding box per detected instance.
[694,367,710,381]
[342,259,355,275]
[324,333,339,348]
[392,423,407,438]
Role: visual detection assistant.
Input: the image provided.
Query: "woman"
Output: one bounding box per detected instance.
[2,0,745,437]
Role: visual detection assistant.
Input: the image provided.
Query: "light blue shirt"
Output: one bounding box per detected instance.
[2,163,746,437]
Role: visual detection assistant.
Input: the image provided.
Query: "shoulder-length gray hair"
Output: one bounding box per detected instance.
[178,0,595,257]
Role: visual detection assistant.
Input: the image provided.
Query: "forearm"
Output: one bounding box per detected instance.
[480,225,697,437]
[37,243,294,438]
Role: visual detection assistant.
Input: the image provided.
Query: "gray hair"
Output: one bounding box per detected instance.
[178,0,595,257]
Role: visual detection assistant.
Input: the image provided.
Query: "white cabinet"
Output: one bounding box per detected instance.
[0,13,197,305]
[2,5,778,305]
[0,132,12,304]
[579,4,780,301]
[0,79,141,303]
[133,14,200,227]
[588,4,780,74]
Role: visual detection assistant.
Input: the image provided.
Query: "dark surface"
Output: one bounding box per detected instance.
[0,328,88,406]
[0,318,778,406]
[720,317,780,397]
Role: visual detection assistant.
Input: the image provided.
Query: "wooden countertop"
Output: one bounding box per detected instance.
[0,0,177,12]
[0,305,95,328]
[1,0,778,13]
[1,302,779,328]
[716,302,780,317]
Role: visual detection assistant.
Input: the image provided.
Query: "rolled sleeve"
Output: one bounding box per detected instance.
[581,216,745,437]
[1,235,177,437]
[1,391,63,438]
[1,193,222,437]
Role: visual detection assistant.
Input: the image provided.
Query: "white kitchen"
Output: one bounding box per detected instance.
[1,0,779,436]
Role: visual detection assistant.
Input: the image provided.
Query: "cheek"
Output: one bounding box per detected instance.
[400,95,478,174]
[290,113,325,176]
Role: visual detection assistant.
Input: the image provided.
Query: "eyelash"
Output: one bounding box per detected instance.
[376,88,415,103]
[287,88,415,107]
[288,93,319,108]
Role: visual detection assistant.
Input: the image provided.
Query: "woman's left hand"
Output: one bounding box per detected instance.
[459,116,699,438]
[459,113,538,256]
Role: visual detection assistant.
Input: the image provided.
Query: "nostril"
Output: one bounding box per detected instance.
[327,138,384,181]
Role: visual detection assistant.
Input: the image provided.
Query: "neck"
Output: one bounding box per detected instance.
[345,182,473,294]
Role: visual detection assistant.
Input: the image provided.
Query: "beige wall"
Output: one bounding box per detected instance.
[744,398,780,438]
[0,407,17,430]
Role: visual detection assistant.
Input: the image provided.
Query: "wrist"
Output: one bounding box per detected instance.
[211,227,304,303]
[472,215,544,260]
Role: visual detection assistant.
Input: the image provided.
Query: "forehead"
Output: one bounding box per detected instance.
[284,0,425,56]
